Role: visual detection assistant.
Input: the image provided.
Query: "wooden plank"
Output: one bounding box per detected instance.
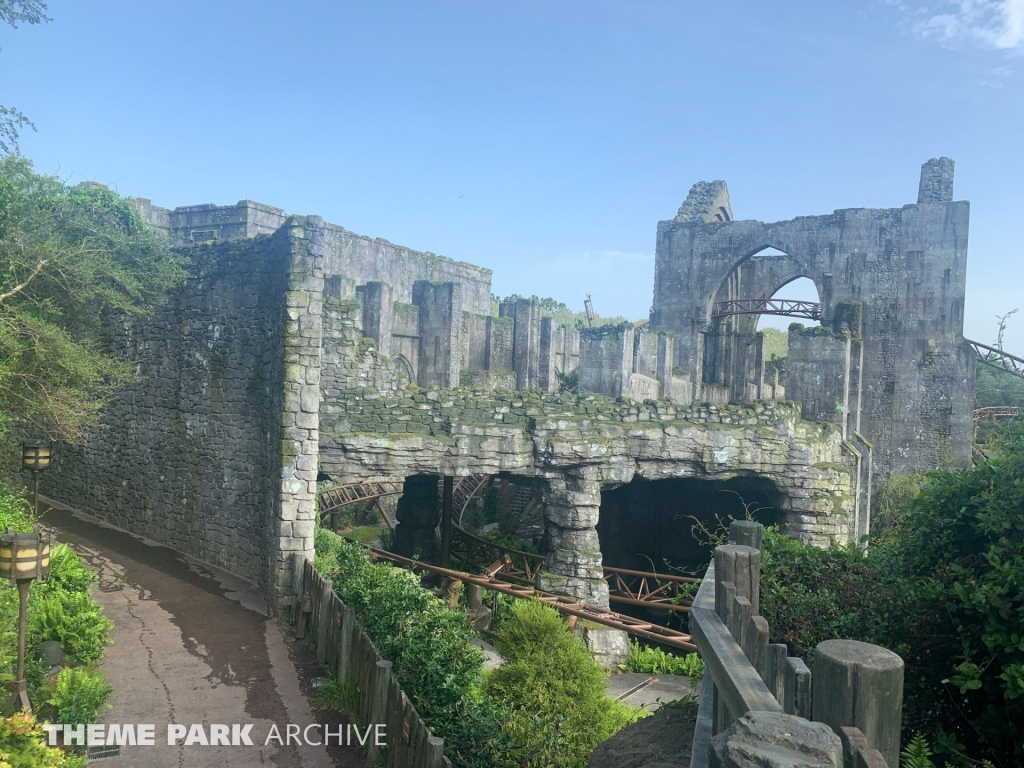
[765,643,788,704]
[384,681,403,768]
[338,604,355,682]
[784,656,812,719]
[367,660,392,765]
[690,606,783,722]
[743,615,769,679]
[317,578,333,664]
[729,595,752,647]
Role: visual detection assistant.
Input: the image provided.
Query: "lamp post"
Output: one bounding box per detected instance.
[21,444,52,517]
[1,526,50,715]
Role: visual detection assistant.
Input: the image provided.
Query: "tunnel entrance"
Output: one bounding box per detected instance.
[596,475,784,577]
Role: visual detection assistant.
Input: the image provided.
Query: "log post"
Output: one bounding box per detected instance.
[367,660,392,765]
[784,656,812,719]
[425,735,445,768]
[317,579,333,664]
[812,639,904,768]
[728,520,764,551]
[714,544,760,615]
[338,604,355,683]
[466,583,484,610]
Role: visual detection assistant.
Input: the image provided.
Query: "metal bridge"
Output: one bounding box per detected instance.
[708,298,1024,382]
[968,339,1024,380]
[711,298,822,321]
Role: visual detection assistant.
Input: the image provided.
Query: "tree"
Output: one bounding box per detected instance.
[1,0,50,156]
[0,156,186,443]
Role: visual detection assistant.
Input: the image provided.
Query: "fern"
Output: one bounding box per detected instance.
[901,734,936,768]
[46,668,112,727]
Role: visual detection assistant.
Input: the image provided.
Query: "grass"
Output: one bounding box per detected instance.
[341,526,388,545]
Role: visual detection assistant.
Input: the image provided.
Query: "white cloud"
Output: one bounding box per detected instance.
[911,0,1024,50]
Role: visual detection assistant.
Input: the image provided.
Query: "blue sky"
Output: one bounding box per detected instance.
[3,0,1022,348]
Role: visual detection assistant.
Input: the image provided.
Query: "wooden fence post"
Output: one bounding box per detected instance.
[784,657,812,719]
[728,520,764,551]
[714,544,761,615]
[425,735,445,768]
[317,578,333,664]
[367,660,392,765]
[338,604,355,683]
[812,639,904,768]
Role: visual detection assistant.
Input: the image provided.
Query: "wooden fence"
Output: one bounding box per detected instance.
[292,555,451,768]
[690,521,903,768]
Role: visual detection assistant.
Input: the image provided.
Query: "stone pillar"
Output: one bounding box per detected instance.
[413,281,462,388]
[656,331,674,396]
[578,323,635,398]
[393,474,441,561]
[356,281,393,357]
[272,216,325,611]
[512,298,541,389]
[536,469,628,668]
[917,157,954,203]
[538,317,557,392]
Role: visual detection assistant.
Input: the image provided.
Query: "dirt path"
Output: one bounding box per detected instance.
[39,497,364,768]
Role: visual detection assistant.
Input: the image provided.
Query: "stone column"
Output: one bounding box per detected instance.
[272,216,325,611]
[536,468,628,668]
[394,474,441,561]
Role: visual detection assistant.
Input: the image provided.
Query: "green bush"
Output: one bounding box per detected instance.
[39,545,97,596]
[45,668,112,728]
[760,422,1024,766]
[0,485,33,533]
[482,601,641,768]
[31,590,113,666]
[314,528,484,744]
[0,712,86,768]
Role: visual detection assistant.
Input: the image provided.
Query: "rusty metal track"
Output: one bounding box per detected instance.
[321,480,703,615]
[974,406,1023,422]
[711,298,821,321]
[363,544,697,652]
[968,339,1024,380]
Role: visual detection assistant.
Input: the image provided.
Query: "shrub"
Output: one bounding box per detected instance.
[31,591,113,666]
[0,712,86,768]
[760,422,1024,765]
[483,601,641,768]
[39,545,96,596]
[314,528,484,744]
[0,485,33,533]
[45,668,113,728]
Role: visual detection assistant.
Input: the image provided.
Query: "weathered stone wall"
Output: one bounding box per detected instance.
[319,388,858,575]
[132,198,493,315]
[579,323,635,398]
[37,227,287,588]
[787,325,851,426]
[650,160,974,483]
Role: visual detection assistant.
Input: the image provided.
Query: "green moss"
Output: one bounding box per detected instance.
[814,462,851,475]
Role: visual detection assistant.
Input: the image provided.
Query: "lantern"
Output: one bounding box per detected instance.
[1,526,50,716]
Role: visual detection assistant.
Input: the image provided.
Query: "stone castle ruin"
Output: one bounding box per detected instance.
[33,159,974,644]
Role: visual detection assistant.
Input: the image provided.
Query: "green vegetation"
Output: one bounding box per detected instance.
[482,601,642,768]
[0,485,112,764]
[1,711,85,768]
[760,420,1024,766]
[0,156,186,447]
[314,527,639,768]
[623,640,704,683]
[760,327,788,361]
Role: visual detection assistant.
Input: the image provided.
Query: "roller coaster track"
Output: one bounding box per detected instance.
[362,543,697,652]
[968,340,1024,380]
[711,298,821,321]
[319,480,699,616]
[974,406,1022,422]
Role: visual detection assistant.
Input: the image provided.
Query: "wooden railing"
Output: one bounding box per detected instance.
[293,555,451,768]
[690,521,903,768]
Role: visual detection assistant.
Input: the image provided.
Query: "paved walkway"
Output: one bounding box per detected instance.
[40,497,363,768]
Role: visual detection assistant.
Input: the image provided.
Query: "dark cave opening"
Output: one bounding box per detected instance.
[596,475,785,577]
